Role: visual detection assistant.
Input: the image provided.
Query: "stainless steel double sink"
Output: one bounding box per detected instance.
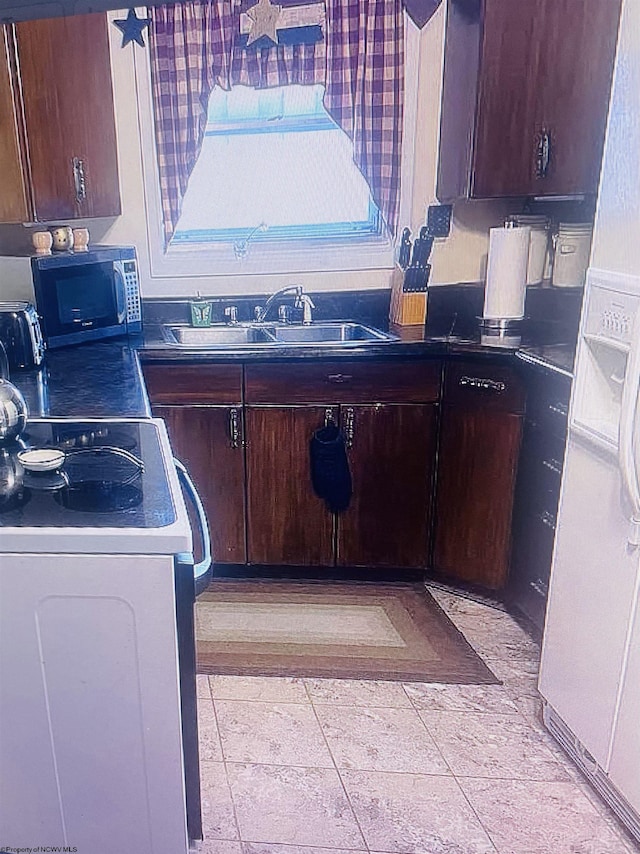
[162,322,396,348]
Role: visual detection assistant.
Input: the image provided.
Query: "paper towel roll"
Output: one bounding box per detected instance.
[483,225,530,320]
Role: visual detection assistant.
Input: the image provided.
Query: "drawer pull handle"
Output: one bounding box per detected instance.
[540,510,556,530]
[548,402,568,418]
[459,375,506,393]
[327,373,353,384]
[530,579,549,596]
[542,458,562,476]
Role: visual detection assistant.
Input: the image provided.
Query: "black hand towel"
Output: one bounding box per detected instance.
[310,422,353,514]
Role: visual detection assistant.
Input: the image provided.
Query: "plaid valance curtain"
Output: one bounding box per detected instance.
[149,0,404,246]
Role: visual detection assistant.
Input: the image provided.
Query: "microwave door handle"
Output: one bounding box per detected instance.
[113,262,127,325]
[619,336,640,544]
[173,458,212,581]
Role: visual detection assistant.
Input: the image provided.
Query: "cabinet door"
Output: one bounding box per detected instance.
[433,405,522,589]
[245,407,334,566]
[534,0,621,196]
[472,0,545,197]
[154,405,246,565]
[16,14,121,220]
[472,0,620,198]
[337,404,437,569]
[0,28,28,222]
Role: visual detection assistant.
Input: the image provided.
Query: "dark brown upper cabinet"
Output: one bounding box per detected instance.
[0,14,120,223]
[437,0,622,201]
[0,28,29,222]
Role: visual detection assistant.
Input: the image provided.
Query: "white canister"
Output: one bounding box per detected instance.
[508,215,549,285]
[552,222,593,288]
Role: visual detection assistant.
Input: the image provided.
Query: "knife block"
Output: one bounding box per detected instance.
[389,265,428,327]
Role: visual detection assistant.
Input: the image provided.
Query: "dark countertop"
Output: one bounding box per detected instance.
[10,340,151,419]
[140,322,575,373]
[7,326,575,420]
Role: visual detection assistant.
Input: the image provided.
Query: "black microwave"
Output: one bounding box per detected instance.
[29,245,142,349]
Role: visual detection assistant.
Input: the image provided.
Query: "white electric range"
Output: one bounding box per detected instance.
[0,418,210,854]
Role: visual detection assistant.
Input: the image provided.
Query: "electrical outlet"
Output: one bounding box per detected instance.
[427,204,452,238]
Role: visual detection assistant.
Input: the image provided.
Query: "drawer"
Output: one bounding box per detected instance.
[524,369,572,439]
[511,504,557,596]
[444,360,526,413]
[514,423,565,517]
[142,362,243,405]
[245,360,442,404]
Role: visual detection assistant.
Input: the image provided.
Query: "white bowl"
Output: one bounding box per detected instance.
[18,448,66,473]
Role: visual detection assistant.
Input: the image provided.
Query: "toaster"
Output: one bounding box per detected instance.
[0,302,45,369]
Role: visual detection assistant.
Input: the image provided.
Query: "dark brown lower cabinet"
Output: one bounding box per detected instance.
[153,404,246,564]
[336,404,438,568]
[433,405,523,589]
[245,406,334,566]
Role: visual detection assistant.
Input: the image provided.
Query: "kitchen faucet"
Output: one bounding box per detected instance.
[255,285,315,325]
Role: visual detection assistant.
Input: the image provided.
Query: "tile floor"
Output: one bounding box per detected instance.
[195,585,640,854]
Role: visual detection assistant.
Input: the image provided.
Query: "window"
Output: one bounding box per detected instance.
[172,84,381,248]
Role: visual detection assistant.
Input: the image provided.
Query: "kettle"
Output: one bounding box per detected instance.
[0,441,26,510]
[0,372,28,443]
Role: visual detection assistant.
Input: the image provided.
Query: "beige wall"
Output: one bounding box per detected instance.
[1,5,518,297]
[590,0,639,276]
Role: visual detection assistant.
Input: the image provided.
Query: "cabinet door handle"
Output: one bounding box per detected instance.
[228,407,242,448]
[72,156,87,203]
[327,373,353,384]
[324,407,337,427]
[535,128,551,179]
[459,375,506,393]
[343,407,355,449]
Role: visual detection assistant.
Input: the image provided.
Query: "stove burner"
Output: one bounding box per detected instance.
[55,481,143,513]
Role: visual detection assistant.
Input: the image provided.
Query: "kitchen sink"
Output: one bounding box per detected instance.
[269,322,393,344]
[161,322,395,348]
[162,324,276,346]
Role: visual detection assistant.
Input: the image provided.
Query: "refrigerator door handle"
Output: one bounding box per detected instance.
[174,458,212,579]
[618,339,640,544]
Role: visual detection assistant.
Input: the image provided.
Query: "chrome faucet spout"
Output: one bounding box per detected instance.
[255,285,304,323]
[296,292,315,325]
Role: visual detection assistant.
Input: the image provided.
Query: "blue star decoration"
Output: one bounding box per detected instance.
[113,8,151,48]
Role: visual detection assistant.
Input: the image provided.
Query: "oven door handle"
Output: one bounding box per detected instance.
[113,262,127,325]
[174,458,212,580]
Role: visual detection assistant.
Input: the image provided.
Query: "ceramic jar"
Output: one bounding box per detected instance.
[50,225,74,252]
[72,227,90,251]
[31,231,53,255]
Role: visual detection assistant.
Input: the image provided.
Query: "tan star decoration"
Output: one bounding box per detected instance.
[246,0,282,46]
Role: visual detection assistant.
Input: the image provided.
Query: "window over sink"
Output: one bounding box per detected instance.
[172,84,381,248]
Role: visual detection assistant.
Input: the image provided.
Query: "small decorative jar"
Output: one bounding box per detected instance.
[31,230,53,255]
[50,225,74,252]
[72,227,90,252]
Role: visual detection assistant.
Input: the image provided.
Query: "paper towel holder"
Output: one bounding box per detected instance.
[477,316,523,348]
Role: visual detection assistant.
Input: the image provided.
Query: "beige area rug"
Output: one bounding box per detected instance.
[195,580,497,684]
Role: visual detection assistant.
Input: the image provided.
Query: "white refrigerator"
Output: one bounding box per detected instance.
[539,0,640,841]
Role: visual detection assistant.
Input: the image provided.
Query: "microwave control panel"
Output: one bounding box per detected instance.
[123,259,142,327]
